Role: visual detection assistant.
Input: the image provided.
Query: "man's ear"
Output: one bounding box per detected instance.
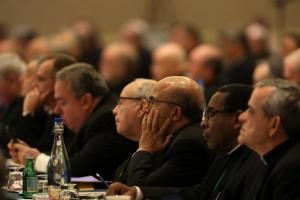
[170,106,182,121]
[233,110,243,130]
[268,116,281,138]
[81,93,94,110]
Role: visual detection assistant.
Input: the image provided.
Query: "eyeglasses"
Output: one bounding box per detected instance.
[202,107,232,120]
[117,96,142,104]
[146,96,180,107]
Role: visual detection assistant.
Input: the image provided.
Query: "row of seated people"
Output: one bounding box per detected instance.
[1,53,215,185]
[1,51,300,199]
[106,78,300,200]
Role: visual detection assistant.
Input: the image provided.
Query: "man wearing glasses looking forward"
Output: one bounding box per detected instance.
[114,76,214,187]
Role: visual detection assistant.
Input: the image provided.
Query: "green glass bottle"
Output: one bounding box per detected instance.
[23,154,38,198]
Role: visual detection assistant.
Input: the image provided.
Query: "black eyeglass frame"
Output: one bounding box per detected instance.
[202,107,233,120]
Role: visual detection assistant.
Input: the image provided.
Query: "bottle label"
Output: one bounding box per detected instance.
[26,177,38,192]
[56,140,61,146]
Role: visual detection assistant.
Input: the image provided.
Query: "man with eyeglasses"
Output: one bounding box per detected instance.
[112,78,157,182]
[113,76,215,187]
[106,84,262,200]
[9,63,138,178]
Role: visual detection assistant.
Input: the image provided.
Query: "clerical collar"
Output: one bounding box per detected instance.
[261,139,297,166]
[227,144,242,155]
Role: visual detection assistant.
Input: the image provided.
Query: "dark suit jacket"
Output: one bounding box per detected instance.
[114,122,215,187]
[17,109,57,152]
[67,92,138,179]
[0,97,23,156]
[140,145,261,200]
[255,140,300,200]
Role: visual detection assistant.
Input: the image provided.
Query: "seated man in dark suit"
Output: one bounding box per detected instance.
[8,63,137,179]
[106,84,262,200]
[0,53,26,156]
[115,76,215,187]
[113,78,157,181]
[14,53,76,152]
[238,79,300,200]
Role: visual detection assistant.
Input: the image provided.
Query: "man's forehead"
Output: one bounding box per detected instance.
[121,83,137,97]
[208,92,227,108]
[249,86,275,106]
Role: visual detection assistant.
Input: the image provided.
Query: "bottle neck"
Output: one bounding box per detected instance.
[25,158,34,168]
[54,131,64,141]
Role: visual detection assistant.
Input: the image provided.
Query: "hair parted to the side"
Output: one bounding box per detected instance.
[56,63,109,99]
[256,78,300,139]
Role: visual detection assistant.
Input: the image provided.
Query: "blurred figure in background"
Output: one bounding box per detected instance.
[244,21,270,62]
[279,32,300,58]
[120,19,152,78]
[72,18,102,67]
[150,42,186,81]
[169,22,201,55]
[51,29,82,61]
[283,48,300,85]
[188,44,224,103]
[0,53,26,155]
[11,24,38,60]
[219,27,254,85]
[23,36,51,62]
[252,55,283,84]
[0,38,21,55]
[99,41,139,95]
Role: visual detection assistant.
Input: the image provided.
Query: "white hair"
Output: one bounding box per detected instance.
[0,53,26,80]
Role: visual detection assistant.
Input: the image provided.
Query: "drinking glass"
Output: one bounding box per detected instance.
[59,183,79,200]
[7,166,23,192]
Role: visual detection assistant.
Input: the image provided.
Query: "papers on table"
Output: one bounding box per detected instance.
[71,176,100,183]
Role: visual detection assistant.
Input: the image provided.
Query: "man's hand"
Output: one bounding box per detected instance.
[7,141,40,165]
[23,87,42,115]
[139,109,172,153]
[106,182,137,200]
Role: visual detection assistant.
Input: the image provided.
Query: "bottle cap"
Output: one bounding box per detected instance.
[54,117,62,123]
[26,154,33,159]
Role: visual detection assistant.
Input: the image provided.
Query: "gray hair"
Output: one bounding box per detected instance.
[256,79,300,139]
[131,78,157,98]
[0,53,26,80]
[56,63,109,99]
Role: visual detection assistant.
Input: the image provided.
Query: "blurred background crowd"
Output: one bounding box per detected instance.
[0,0,299,100]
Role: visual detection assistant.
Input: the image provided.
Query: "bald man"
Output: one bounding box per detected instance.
[151,43,186,80]
[188,44,224,103]
[99,41,138,95]
[116,76,214,187]
[284,48,300,85]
